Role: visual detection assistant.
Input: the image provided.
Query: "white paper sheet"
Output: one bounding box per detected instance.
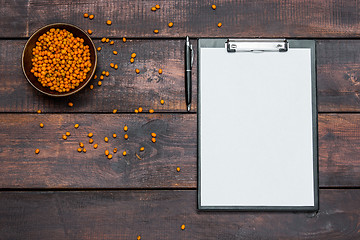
[200,47,314,207]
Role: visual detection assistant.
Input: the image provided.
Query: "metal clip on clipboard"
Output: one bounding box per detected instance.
[226,39,288,52]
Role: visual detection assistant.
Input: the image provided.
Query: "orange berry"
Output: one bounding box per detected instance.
[113,133,117,138]
[151,7,156,11]
[138,107,143,112]
[74,124,79,129]
[88,133,93,138]
[97,47,101,51]
[130,58,134,63]
[87,29,93,34]
[177,167,181,172]
[84,13,89,18]
[35,149,40,154]
[89,14,94,19]
[113,51,118,55]
[160,99,164,105]
[40,123,44,128]
[149,109,154,113]
[168,22,174,28]
[104,137,109,142]
[124,134,128,140]
[181,224,185,230]
[140,147,144,152]
[155,4,160,9]
[217,22,222,28]
[122,37,126,43]
[212,4,216,10]
[135,69,140,74]
[131,53,136,58]
[108,154,112,159]
[151,133,156,138]
[68,102,73,107]
[106,20,112,25]
[154,29,159,34]
[158,69,163,74]
[122,151,127,156]
[124,125,128,132]
[113,109,117,114]
[151,137,156,143]
[94,144,98,149]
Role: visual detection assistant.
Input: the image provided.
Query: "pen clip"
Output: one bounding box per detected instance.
[190,44,194,68]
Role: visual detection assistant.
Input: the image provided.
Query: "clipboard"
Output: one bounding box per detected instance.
[197,39,318,211]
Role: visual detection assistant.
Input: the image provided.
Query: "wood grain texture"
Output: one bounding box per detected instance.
[3,39,360,113]
[1,0,360,38]
[1,113,360,188]
[318,114,360,187]
[0,39,197,113]
[0,190,359,240]
[317,40,360,112]
[0,114,196,188]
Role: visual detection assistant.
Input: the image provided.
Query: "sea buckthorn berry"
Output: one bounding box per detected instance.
[177,167,181,172]
[137,236,141,240]
[138,107,143,112]
[152,137,156,143]
[158,69,163,74]
[114,64,118,70]
[135,69,140,74]
[131,53,136,58]
[108,154,112,159]
[155,4,160,9]
[113,51,118,55]
[84,13,89,18]
[105,150,109,156]
[98,81,102,86]
[100,75,104,80]
[110,63,114,68]
[104,137,109,142]
[79,142,84,148]
[160,99,164,105]
[62,135,67,140]
[102,71,106,75]
[83,148,87,153]
[35,149,40,154]
[113,133,117,138]
[151,133,156,138]
[151,7,156,11]
[90,84,94,89]
[89,14,94,19]
[168,22,173,28]
[124,134,129,140]
[74,124,79,129]
[40,123,44,128]
[97,47,101,51]
[110,41,114,45]
[113,148,117,153]
[66,132,71,136]
[37,110,41,114]
[140,147,144,152]
[105,71,109,77]
[68,102,73,107]
[94,75,98,79]
[106,38,110,43]
[106,20,112,25]
[87,29,93,35]
[113,109,117,114]
[149,109,154,113]
[89,138,94,144]
[77,148,82,152]
[134,109,139,113]
[218,22,222,28]
[124,125,128,132]
[130,58,134,63]
[212,4,216,10]
[181,224,185,230]
[88,133,93,138]
[154,29,159,34]
[94,144,98,149]
[122,37,126,42]
[101,38,106,43]
[122,151,127,156]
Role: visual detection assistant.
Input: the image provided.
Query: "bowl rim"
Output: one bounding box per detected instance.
[22,22,98,97]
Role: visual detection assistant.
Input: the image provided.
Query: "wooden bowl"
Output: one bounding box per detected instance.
[22,23,97,97]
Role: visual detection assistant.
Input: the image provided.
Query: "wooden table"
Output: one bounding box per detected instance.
[1,0,359,239]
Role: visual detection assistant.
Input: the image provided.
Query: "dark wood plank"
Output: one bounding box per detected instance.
[3,39,360,113]
[0,190,359,239]
[1,0,360,38]
[318,114,360,187]
[317,40,360,112]
[0,114,196,188]
[1,113,360,188]
[0,39,197,113]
